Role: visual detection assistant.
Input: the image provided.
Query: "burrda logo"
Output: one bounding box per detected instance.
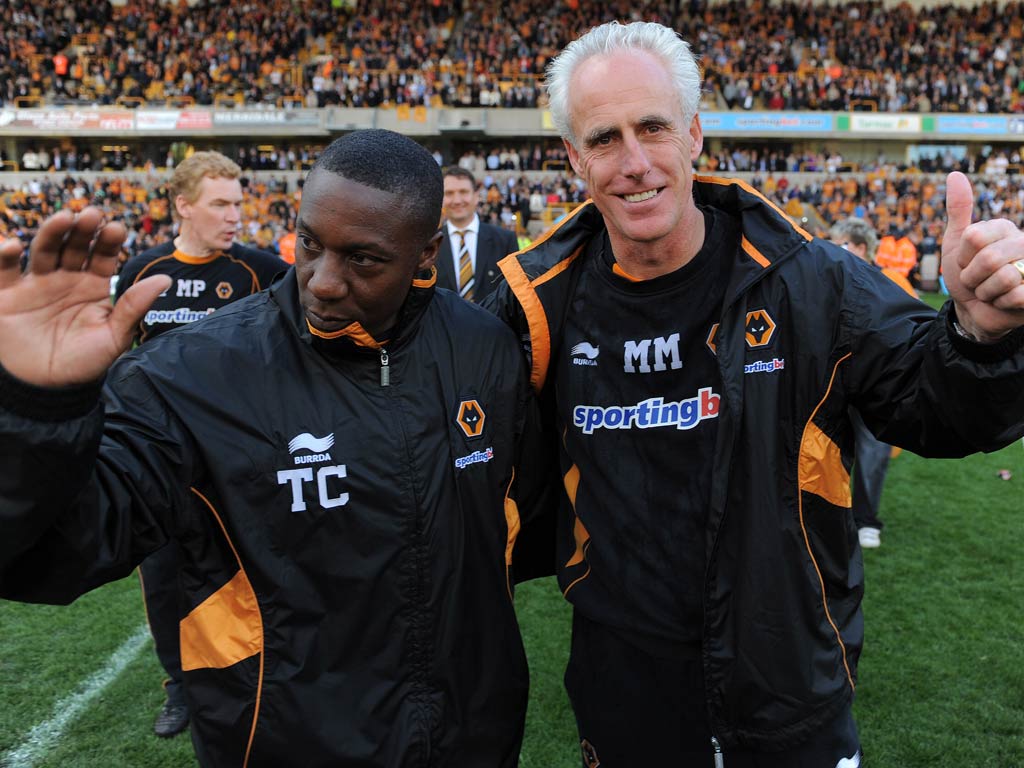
[277,432,347,512]
[571,341,599,366]
[288,432,335,465]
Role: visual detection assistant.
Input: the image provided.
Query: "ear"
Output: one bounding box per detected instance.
[565,138,584,176]
[174,194,191,221]
[689,115,704,162]
[417,230,442,272]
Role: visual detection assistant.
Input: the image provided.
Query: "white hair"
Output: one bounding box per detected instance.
[545,21,703,146]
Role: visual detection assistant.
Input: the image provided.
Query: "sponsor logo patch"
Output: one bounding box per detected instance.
[454,446,494,469]
[744,358,785,374]
[143,307,216,325]
[573,387,720,434]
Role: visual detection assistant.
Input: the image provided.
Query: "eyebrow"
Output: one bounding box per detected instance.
[582,114,675,147]
[294,217,391,257]
[583,126,618,147]
[638,114,674,130]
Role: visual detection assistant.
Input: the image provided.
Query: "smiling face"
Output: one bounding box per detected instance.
[176,175,243,253]
[442,174,477,229]
[295,170,439,339]
[564,49,704,263]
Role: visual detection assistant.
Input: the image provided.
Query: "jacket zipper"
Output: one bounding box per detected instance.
[711,735,724,767]
[378,353,432,765]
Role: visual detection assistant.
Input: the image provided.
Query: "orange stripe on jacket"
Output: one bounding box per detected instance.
[179,569,262,671]
[797,354,855,693]
[187,487,266,768]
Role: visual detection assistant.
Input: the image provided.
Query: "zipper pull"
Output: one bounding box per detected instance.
[379,348,390,387]
[711,736,724,768]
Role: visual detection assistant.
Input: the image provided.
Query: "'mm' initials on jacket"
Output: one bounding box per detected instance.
[623,333,683,373]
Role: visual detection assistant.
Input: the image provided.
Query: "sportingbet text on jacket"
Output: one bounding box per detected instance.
[0,270,544,767]
[485,176,1024,750]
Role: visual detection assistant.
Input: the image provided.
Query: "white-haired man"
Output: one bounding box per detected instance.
[486,20,1024,767]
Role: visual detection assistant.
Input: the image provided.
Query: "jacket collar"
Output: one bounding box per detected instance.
[513,176,812,288]
[270,266,437,357]
[692,174,813,303]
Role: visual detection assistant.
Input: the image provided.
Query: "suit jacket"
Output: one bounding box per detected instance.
[437,220,519,302]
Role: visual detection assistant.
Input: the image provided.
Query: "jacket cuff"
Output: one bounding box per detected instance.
[0,365,104,422]
[945,303,1024,363]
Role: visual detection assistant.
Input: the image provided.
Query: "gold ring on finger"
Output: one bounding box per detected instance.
[1014,259,1024,283]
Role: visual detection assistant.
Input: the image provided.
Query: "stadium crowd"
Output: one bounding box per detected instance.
[6,152,1024,285]
[4,0,1024,113]
[10,139,571,175]
[0,158,588,262]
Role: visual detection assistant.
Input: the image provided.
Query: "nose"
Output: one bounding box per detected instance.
[621,133,652,179]
[226,203,241,223]
[306,256,349,302]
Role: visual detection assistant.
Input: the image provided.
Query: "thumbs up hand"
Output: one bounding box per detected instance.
[941,171,1024,342]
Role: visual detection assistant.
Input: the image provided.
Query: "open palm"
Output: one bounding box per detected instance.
[0,207,170,387]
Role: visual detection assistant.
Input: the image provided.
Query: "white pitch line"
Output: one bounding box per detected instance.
[1,624,151,768]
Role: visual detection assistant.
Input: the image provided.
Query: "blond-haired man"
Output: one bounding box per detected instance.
[114,151,285,737]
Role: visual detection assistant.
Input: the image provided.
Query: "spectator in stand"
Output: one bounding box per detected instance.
[6,0,1024,113]
[875,226,920,282]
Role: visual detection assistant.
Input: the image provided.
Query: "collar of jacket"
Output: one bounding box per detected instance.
[691,174,814,305]
[270,266,437,357]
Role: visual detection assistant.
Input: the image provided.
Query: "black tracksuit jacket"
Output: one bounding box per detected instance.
[485,176,1024,751]
[0,269,549,767]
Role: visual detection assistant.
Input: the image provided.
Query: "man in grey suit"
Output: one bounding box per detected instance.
[437,166,520,302]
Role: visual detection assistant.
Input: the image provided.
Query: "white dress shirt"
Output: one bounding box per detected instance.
[447,215,480,278]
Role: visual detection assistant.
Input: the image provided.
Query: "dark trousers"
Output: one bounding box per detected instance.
[139,540,186,707]
[565,611,861,767]
[851,409,890,531]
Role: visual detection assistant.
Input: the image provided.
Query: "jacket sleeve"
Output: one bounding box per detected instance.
[0,358,197,604]
[507,352,559,584]
[842,261,1024,457]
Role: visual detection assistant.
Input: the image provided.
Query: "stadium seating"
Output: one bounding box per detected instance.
[3,0,1023,112]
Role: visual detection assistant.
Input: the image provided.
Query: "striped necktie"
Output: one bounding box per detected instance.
[454,229,474,299]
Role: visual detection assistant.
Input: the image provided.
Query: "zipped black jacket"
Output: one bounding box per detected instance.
[485,176,1024,750]
[0,269,546,767]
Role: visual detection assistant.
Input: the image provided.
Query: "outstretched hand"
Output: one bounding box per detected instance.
[941,171,1024,342]
[0,207,171,387]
